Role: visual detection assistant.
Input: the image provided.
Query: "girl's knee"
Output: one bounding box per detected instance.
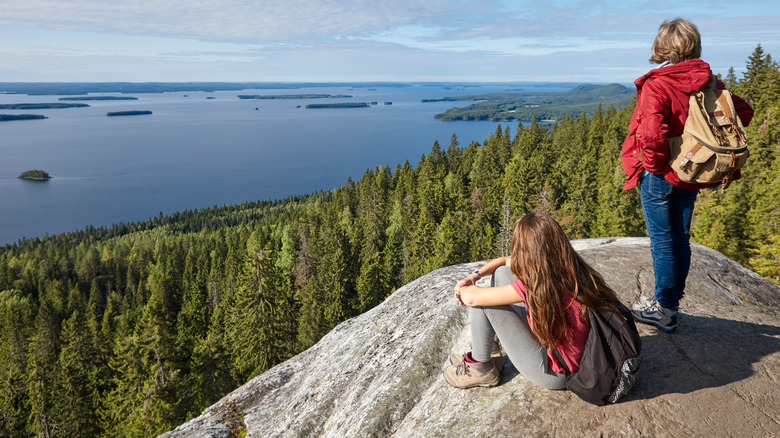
[492,265,515,287]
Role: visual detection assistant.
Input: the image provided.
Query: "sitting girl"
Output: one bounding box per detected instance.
[445,212,622,389]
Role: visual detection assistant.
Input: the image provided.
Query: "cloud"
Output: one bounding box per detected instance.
[5,0,779,52]
[1,0,458,41]
[1,0,779,82]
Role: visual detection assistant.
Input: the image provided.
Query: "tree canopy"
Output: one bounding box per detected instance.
[1,46,778,437]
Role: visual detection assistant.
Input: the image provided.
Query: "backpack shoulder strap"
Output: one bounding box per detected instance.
[552,348,571,375]
[705,75,718,90]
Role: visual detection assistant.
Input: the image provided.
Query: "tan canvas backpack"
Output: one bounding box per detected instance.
[668,77,748,189]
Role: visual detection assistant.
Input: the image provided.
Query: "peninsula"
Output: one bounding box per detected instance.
[106,110,153,117]
[428,83,633,121]
[18,170,51,181]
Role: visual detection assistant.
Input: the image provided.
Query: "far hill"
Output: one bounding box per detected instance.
[430,83,634,121]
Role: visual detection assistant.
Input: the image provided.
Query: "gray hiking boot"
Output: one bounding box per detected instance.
[631,295,655,312]
[442,361,500,389]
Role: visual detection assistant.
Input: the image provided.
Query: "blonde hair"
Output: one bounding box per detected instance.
[509,212,619,350]
[649,18,701,64]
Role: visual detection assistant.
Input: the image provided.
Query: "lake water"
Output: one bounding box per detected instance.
[0,83,563,245]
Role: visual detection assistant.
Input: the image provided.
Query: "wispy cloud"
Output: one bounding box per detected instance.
[2,0,457,41]
[1,0,779,82]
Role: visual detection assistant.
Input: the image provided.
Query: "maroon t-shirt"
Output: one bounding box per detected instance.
[511,280,589,373]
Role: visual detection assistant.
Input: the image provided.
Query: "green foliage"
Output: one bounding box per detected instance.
[433,84,633,121]
[18,170,51,180]
[0,47,777,435]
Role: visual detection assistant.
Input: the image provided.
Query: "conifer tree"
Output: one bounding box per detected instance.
[0,290,32,436]
[54,289,101,437]
[26,281,65,437]
[229,231,291,381]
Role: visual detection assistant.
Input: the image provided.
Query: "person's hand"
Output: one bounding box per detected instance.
[454,275,476,305]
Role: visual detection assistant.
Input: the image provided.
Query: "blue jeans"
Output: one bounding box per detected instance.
[639,173,698,310]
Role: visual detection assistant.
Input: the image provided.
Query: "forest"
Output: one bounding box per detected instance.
[0,46,777,437]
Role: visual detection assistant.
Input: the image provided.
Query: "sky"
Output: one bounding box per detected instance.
[2,0,780,84]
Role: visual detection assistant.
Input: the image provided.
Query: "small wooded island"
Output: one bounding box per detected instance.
[18,170,51,180]
[0,103,89,109]
[59,96,139,101]
[305,102,369,109]
[0,114,47,122]
[238,94,352,99]
[106,110,153,117]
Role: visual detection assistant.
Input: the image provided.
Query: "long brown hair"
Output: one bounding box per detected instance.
[510,212,619,349]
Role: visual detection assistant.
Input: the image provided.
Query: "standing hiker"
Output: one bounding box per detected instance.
[621,18,753,332]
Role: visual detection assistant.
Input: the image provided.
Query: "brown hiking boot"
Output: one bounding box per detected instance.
[443,361,500,389]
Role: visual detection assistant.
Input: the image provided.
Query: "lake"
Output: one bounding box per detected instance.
[0,83,563,245]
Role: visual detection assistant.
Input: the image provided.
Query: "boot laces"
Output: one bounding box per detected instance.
[454,363,472,377]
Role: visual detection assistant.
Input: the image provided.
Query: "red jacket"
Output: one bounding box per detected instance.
[621,59,754,190]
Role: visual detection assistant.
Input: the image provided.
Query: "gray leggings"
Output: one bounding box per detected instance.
[470,266,566,390]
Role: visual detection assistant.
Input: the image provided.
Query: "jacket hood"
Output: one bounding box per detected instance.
[634,58,712,94]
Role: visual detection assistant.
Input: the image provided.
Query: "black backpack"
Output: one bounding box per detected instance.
[554,301,642,405]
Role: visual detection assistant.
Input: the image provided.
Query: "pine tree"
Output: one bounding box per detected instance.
[26,281,65,437]
[229,232,290,381]
[0,290,32,436]
[103,286,183,436]
[54,289,101,437]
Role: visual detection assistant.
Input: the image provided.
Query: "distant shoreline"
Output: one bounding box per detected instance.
[0,82,417,96]
[0,81,626,97]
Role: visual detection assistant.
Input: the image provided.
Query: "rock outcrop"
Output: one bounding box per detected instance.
[160,238,780,437]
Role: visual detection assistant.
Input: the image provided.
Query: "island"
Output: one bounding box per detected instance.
[305,103,370,109]
[59,96,138,101]
[0,103,89,109]
[18,170,51,180]
[0,114,47,122]
[106,110,153,117]
[238,94,352,99]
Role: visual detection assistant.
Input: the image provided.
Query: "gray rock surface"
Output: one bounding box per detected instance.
[160,238,780,437]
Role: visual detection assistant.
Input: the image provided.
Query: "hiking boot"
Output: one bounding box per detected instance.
[631,295,655,312]
[449,344,504,372]
[631,298,678,332]
[443,361,500,389]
